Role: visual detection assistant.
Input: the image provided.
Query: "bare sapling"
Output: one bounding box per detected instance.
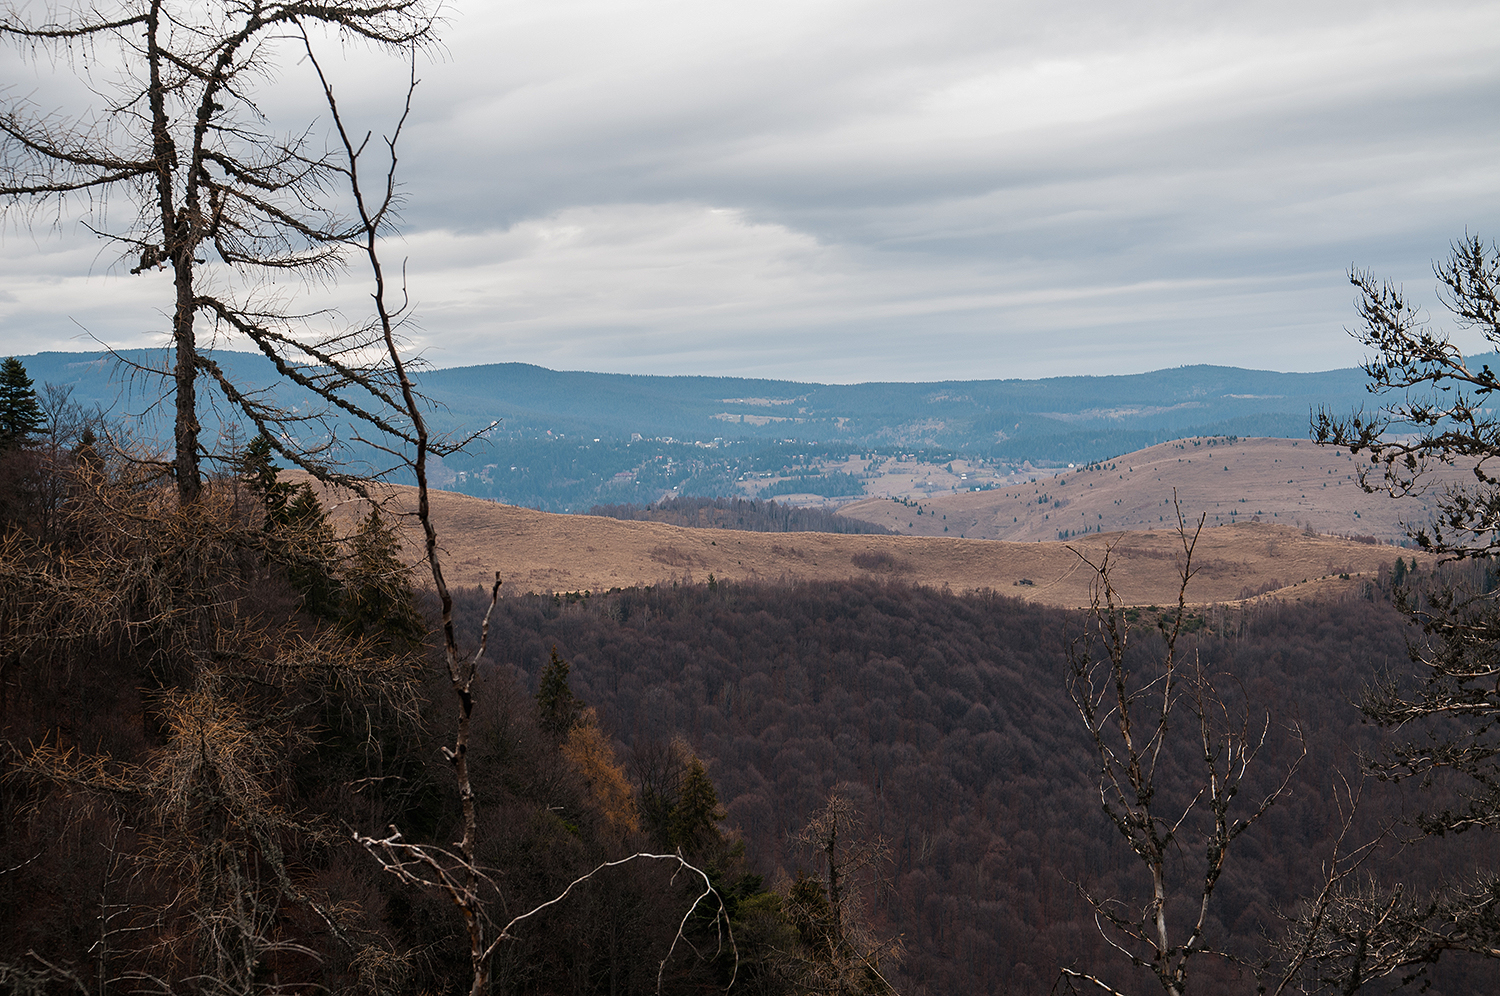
[316,47,736,996]
[1056,496,1307,996]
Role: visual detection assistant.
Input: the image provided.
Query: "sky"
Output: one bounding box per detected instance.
[3,0,1500,383]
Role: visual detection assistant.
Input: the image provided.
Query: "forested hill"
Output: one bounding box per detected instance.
[19,349,1382,460]
[471,575,1498,995]
[412,359,1363,450]
[590,495,893,535]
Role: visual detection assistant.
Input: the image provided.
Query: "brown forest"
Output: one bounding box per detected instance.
[4,403,1500,995]
[460,573,1500,994]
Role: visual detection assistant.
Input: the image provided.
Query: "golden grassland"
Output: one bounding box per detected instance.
[839,436,1468,544]
[310,474,1415,610]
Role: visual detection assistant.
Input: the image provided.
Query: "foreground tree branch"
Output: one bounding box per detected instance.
[322,55,736,996]
[1309,233,1500,986]
[1313,235,1500,558]
[1,0,440,503]
[1059,497,1306,996]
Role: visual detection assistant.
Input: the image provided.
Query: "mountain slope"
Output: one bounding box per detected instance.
[20,350,1389,461]
[839,436,1457,544]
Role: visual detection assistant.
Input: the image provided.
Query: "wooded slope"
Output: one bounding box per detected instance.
[468,577,1498,995]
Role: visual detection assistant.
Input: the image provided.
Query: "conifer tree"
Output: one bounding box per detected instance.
[341,505,425,648]
[561,707,641,838]
[235,433,342,618]
[0,356,43,448]
[536,647,581,738]
[283,485,343,619]
[670,756,727,859]
[238,434,295,522]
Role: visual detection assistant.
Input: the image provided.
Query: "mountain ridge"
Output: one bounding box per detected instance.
[18,348,1379,449]
[16,349,1428,510]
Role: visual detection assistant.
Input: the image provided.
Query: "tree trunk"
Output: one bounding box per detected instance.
[173,266,201,505]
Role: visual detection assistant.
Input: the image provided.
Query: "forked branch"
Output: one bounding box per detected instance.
[1061,495,1305,996]
[331,53,734,996]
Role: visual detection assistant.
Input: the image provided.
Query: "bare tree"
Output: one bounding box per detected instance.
[1057,502,1306,996]
[304,49,735,995]
[1,0,439,503]
[781,786,903,995]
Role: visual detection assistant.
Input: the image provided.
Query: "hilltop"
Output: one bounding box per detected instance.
[838,435,1461,545]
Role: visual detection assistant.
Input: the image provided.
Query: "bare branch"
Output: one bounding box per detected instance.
[1063,495,1302,996]
[1,0,440,503]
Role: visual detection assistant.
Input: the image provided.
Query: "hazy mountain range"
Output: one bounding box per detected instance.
[23,350,1391,446]
[20,349,1410,509]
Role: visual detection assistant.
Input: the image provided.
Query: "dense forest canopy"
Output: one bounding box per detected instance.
[591,495,893,535]
[458,573,1499,994]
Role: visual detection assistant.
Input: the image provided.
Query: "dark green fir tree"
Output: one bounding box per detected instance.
[282,484,342,619]
[237,433,294,522]
[0,356,44,448]
[341,505,425,647]
[536,647,581,738]
[670,755,727,858]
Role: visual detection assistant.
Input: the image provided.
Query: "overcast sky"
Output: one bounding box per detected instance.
[4,0,1499,382]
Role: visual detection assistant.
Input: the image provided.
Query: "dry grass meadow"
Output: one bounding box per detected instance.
[839,436,1469,545]
[313,475,1417,610]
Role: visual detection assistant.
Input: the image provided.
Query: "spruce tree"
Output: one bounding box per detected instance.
[536,647,581,738]
[237,434,294,522]
[283,485,342,619]
[236,434,342,618]
[669,756,726,858]
[341,505,424,647]
[0,357,44,448]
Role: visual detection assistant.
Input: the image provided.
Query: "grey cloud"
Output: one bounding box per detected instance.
[5,0,1500,381]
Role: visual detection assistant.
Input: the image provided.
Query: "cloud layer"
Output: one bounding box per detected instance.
[5,0,1499,380]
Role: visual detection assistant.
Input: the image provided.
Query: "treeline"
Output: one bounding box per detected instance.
[759,471,868,499]
[591,495,891,535]
[459,576,1500,995]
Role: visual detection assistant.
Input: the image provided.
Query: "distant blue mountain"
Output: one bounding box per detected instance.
[23,348,1379,445]
[15,348,1400,509]
[416,359,1376,447]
